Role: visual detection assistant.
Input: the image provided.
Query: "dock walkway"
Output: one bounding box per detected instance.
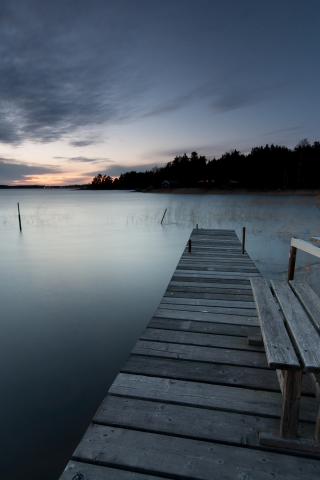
[60,229,320,480]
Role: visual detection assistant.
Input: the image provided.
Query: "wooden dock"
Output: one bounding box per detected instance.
[60,229,320,480]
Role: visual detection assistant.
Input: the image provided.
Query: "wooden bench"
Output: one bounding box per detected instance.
[250,278,320,452]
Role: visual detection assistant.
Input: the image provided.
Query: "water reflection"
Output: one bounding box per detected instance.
[0,190,320,479]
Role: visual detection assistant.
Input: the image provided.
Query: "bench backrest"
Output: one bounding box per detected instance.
[270,280,320,373]
[250,278,300,371]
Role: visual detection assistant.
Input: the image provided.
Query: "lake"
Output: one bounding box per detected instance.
[1,189,320,479]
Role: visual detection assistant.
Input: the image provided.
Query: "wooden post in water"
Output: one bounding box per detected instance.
[241,227,245,254]
[17,203,22,232]
[188,239,192,253]
[161,208,167,225]
[287,245,297,281]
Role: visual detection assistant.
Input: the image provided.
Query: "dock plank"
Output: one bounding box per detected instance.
[94,396,317,452]
[132,340,269,368]
[109,374,317,422]
[122,356,314,395]
[140,328,265,352]
[73,425,320,480]
[157,304,258,316]
[154,309,260,325]
[59,461,165,480]
[160,296,256,309]
[148,317,259,336]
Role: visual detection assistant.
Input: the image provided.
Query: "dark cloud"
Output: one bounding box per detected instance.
[264,126,304,136]
[0,1,155,145]
[142,79,291,119]
[69,139,99,147]
[0,0,317,147]
[0,157,59,183]
[53,156,113,163]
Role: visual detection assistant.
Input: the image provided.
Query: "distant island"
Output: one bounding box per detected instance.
[88,139,320,192]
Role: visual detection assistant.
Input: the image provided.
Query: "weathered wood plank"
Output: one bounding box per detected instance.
[259,431,320,454]
[166,285,254,298]
[160,297,256,309]
[291,237,320,258]
[250,278,300,371]
[140,328,265,352]
[271,280,320,373]
[171,277,252,286]
[176,267,261,275]
[280,368,303,439]
[157,304,258,317]
[310,236,320,245]
[154,309,260,326]
[122,355,314,395]
[179,257,257,264]
[93,396,318,455]
[172,273,252,281]
[290,280,320,334]
[185,250,250,257]
[180,251,254,258]
[178,263,259,271]
[132,340,269,368]
[178,264,260,273]
[59,461,165,480]
[165,290,254,302]
[148,317,259,337]
[169,280,253,290]
[180,256,256,263]
[109,374,317,422]
[174,270,260,278]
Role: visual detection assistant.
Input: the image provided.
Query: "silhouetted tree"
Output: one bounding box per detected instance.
[89,140,320,191]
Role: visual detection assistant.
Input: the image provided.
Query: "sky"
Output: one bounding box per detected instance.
[0,0,319,185]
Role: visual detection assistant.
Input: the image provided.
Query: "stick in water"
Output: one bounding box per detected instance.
[17,203,22,231]
[242,227,245,254]
[161,208,167,225]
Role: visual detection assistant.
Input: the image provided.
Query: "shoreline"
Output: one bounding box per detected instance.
[147,188,320,195]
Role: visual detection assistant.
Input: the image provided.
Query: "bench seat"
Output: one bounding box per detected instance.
[251,278,320,445]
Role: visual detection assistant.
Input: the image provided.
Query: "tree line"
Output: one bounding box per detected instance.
[89,139,320,191]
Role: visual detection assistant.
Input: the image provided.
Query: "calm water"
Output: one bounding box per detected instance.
[1,189,320,479]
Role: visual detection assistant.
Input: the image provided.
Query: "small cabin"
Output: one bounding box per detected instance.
[162,180,180,189]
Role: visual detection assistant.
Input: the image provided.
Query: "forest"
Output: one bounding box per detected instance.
[89,139,320,191]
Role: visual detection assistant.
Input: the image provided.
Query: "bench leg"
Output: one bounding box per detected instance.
[280,368,303,439]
